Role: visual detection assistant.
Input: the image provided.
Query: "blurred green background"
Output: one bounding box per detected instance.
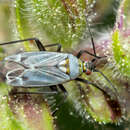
[0,0,130,130]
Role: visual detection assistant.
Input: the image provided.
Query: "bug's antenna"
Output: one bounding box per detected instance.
[85,13,97,57]
[87,22,96,56]
[94,69,119,98]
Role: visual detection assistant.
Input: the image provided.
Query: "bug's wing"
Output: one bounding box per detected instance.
[4,52,67,67]
[7,66,70,87]
[5,52,71,87]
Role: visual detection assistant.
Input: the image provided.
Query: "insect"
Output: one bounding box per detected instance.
[0,27,118,100]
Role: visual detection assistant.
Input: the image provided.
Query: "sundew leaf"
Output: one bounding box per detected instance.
[14,0,33,51]
[112,29,130,77]
[122,0,130,28]
[42,103,54,130]
[0,83,27,130]
[8,0,129,129]
[31,0,87,48]
[0,83,55,130]
[112,0,130,78]
[68,82,114,123]
[14,0,92,49]
[9,94,55,130]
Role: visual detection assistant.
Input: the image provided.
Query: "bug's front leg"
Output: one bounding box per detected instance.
[76,50,103,59]
[76,21,106,60]
[75,77,106,94]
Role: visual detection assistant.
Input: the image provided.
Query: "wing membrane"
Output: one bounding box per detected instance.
[5,52,70,87]
[5,51,67,67]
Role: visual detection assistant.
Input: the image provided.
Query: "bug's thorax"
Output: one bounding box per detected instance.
[82,61,93,75]
[57,55,84,80]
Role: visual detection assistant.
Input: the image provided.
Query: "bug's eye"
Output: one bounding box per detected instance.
[85,69,91,75]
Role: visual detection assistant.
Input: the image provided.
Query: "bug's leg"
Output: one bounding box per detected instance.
[0,38,46,51]
[50,85,59,93]
[93,69,119,97]
[76,50,103,59]
[75,81,95,111]
[10,91,58,95]
[76,78,118,99]
[75,78,121,115]
[58,84,68,98]
[75,78,106,94]
[0,38,62,52]
[9,86,58,95]
[77,22,106,59]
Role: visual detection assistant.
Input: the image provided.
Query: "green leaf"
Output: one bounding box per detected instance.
[112,29,130,77]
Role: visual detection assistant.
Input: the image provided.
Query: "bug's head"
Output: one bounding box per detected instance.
[83,59,96,75]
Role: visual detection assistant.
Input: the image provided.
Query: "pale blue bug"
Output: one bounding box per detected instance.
[0,31,121,116]
[0,36,118,99]
[0,20,118,99]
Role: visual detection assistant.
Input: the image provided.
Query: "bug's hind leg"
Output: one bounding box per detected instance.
[10,86,58,95]
[0,38,62,52]
[0,38,46,51]
[10,91,58,95]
